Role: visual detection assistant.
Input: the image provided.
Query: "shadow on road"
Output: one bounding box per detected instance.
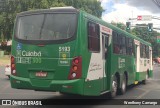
[6,84,144,108]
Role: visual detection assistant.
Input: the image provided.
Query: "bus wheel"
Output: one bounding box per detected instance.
[119,74,127,95]
[59,92,68,95]
[110,76,118,98]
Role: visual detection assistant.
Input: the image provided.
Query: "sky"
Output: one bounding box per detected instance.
[100,0,160,30]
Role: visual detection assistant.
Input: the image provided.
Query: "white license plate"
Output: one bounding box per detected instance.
[35,72,47,77]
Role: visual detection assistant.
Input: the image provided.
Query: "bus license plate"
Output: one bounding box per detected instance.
[35,72,47,77]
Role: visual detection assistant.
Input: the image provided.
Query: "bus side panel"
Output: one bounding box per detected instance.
[110,54,135,85]
[83,79,103,96]
[149,70,153,78]
[135,72,146,81]
[79,13,103,96]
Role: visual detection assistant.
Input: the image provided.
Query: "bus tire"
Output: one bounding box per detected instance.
[142,80,146,84]
[110,76,118,98]
[119,74,127,95]
[59,92,68,96]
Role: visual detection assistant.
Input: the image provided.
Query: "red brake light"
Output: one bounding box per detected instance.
[11,56,14,63]
[74,58,79,64]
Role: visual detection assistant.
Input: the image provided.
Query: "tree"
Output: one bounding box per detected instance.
[0,0,103,41]
[111,22,126,30]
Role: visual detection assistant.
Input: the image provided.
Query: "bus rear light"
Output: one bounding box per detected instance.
[74,58,79,64]
[11,56,15,63]
[71,72,77,78]
[68,56,82,80]
[72,65,78,71]
[11,56,16,76]
[11,64,15,69]
[12,70,16,74]
[12,69,17,76]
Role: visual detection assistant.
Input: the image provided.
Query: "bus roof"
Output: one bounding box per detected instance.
[17,7,78,16]
[50,6,75,9]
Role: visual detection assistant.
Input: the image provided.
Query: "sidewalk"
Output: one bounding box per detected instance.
[0,55,10,66]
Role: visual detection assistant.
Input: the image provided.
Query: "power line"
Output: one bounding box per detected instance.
[152,0,160,8]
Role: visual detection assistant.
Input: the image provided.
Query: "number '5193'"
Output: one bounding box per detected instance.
[59,47,70,52]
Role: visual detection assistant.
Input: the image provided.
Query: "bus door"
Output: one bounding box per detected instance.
[102,33,109,91]
[134,39,140,77]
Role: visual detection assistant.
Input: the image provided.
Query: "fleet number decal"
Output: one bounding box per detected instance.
[59,46,70,52]
[58,46,70,66]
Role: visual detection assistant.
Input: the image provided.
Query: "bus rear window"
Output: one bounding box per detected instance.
[16,13,77,40]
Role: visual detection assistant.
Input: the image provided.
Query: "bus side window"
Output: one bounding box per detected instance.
[102,33,109,58]
[118,35,122,54]
[114,45,120,54]
[126,38,134,56]
[128,38,133,56]
[140,43,147,58]
[88,21,100,52]
[121,35,126,55]
[113,31,120,54]
[105,35,109,53]
[146,46,149,59]
[140,43,143,58]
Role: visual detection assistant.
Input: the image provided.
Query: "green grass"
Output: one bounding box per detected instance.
[0,56,10,66]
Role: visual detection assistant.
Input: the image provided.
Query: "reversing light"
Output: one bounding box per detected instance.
[72,73,76,78]
[12,70,16,74]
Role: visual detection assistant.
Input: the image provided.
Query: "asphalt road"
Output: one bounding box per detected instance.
[0,65,160,108]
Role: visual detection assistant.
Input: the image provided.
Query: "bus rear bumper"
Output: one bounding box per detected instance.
[10,75,84,95]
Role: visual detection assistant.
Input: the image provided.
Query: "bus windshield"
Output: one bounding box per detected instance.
[16,13,77,40]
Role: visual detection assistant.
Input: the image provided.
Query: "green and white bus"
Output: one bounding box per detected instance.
[10,7,153,97]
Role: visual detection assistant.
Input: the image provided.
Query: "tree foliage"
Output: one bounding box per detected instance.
[0,0,103,41]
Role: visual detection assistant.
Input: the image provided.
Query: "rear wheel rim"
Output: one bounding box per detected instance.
[112,81,117,92]
[111,77,117,97]
[122,77,126,93]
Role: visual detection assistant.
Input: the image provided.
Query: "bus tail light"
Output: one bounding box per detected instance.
[68,56,82,80]
[11,56,16,76]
